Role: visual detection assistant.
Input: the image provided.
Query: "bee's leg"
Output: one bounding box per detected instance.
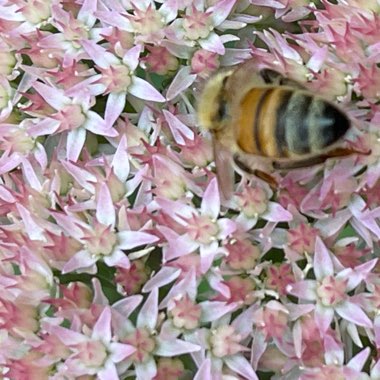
[233,155,278,189]
[322,146,371,157]
[273,147,371,170]
[273,156,327,170]
[252,169,278,190]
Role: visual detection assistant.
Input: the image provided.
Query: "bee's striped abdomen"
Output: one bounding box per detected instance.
[284,91,350,155]
[281,91,312,155]
[237,87,289,157]
[237,87,350,158]
[236,88,269,154]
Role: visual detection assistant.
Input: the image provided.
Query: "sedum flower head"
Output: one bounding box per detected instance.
[0,0,379,379]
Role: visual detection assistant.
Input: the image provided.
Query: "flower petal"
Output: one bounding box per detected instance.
[155,338,200,356]
[105,91,126,127]
[62,249,96,274]
[123,45,142,71]
[113,295,144,317]
[81,39,118,68]
[324,334,344,366]
[67,128,86,162]
[209,0,238,26]
[286,280,317,301]
[16,203,45,241]
[159,0,178,23]
[21,158,42,191]
[28,117,60,137]
[166,66,197,101]
[142,266,181,292]
[159,269,196,308]
[164,234,199,261]
[117,231,159,250]
[335,301,372,328]
[137,287,158,330]
[98,362,119,380]
[224,354,259,380]
[45,324,86,345]
[85,111,118,136]
[201,178,220,219]
[200,241,220,273]
[194,359,212,380]
[315,303,334,333]
[96,183,115,227]
[135,357,157,380]
[314,209,351,237]
[129,76,166,102]
[93,307,112,341]
[262,202,293,222]
[61,161,96,193]
[33,81,68,110]
[109,341,136,363]
[104,249,130,269]
[95,11,133,30]
[112,135,130,182]
[162,109,194,144]
[217,218,237,239]
[347,348,371,372]
[199,32,225,54]
[314,236,334,280]
[200,301,238,323]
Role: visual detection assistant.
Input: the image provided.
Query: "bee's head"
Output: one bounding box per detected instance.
[197,70,233,132]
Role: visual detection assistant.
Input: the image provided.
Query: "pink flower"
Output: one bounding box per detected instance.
[169,294,202,330]
[81,42,165,128]
[52,183,159,273]
[5,351,52,380]
[266,263,295,296]
[224,234,260,271]
[167,0,239,54]
[156,178,236,272]
[153,358,185,380]
[299,347,371,380]
[287,237,374,334]
[113,288,200,379]
[187,308,258,379]
[44,307,136,379]
[286,223,320,259]
[25,79,117,162]
[250,0,311,22]
[143,46,179,75]
[96,0,178,46]
[191,49,220,78]
[115,259,151,295]
[234,181,293,230]
[254,301,289,341]
[214,276,256,306]
[176,133,213,168]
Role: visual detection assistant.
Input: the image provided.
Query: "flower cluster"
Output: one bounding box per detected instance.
[0,0,379,379]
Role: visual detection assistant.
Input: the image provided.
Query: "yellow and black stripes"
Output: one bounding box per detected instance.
[237,87,350,158]
[236,88,268,154]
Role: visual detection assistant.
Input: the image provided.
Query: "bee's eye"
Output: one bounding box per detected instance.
[217,101,227,120]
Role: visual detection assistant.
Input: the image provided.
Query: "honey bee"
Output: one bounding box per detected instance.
[197,60,368,199]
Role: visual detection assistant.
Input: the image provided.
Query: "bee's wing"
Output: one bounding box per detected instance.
[213,137,235,200]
